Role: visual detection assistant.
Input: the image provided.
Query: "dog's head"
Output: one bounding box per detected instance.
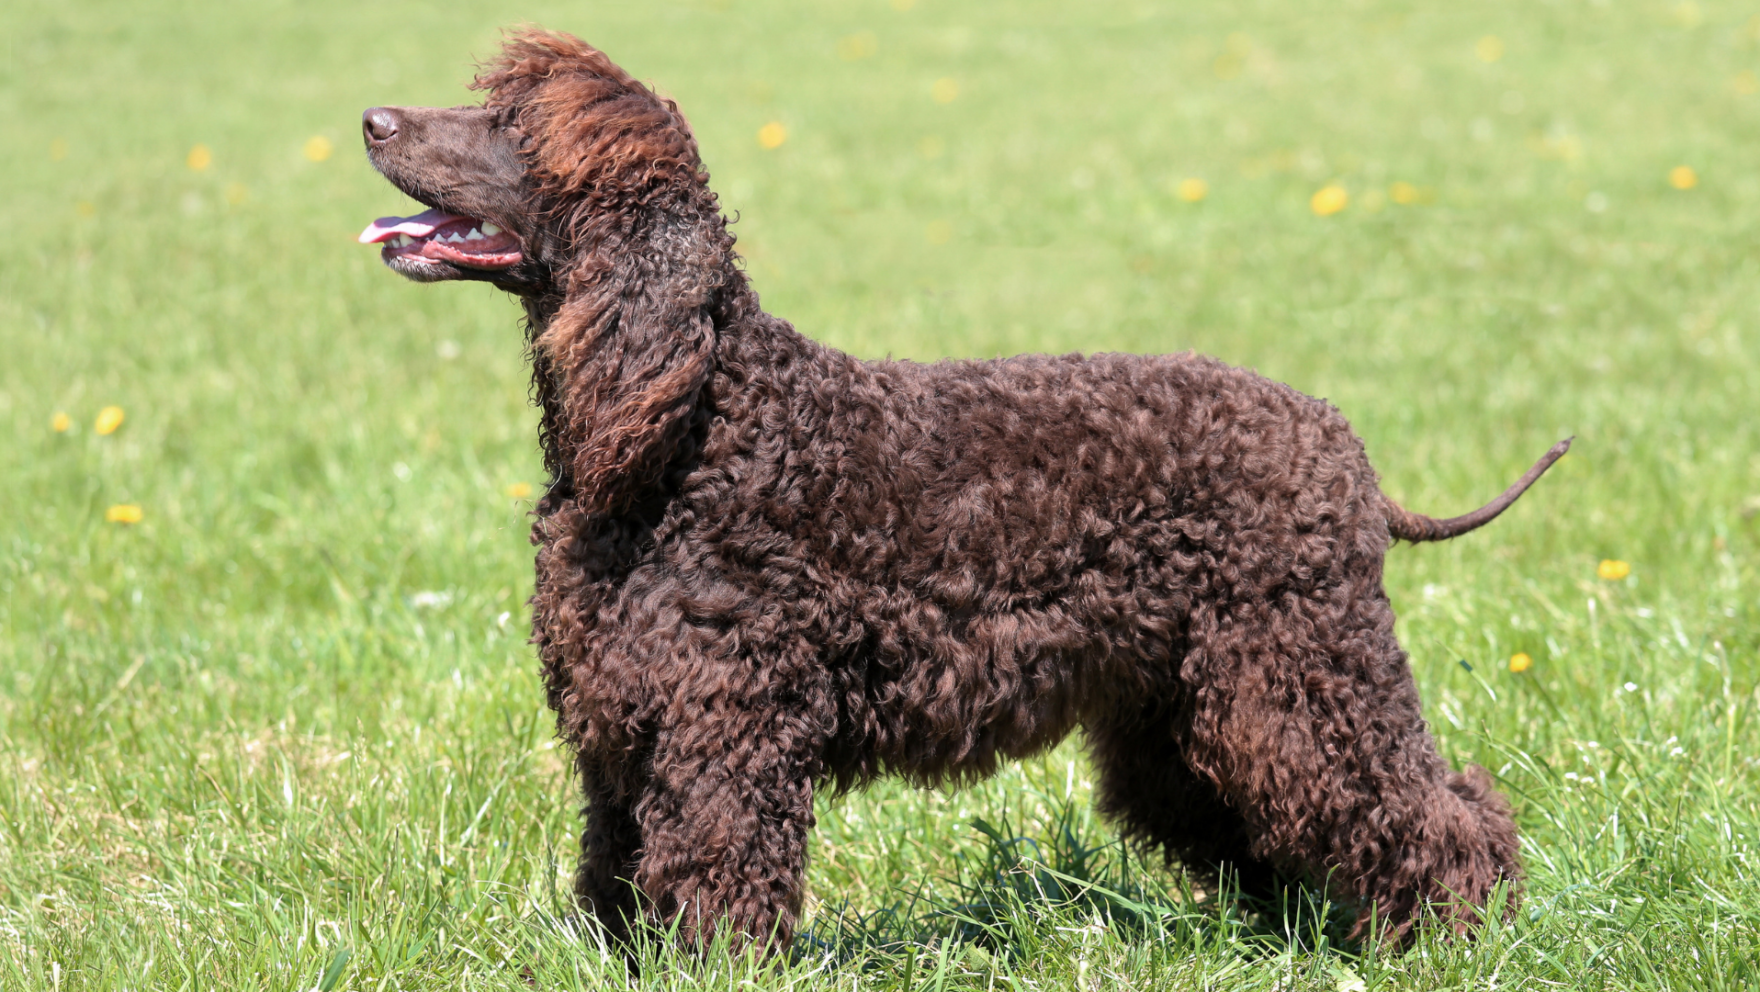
[361,30,731,518]
[359,30,709,296]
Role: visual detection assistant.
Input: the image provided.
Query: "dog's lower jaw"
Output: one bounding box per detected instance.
[383,253,468,282]
[384,251,547,292]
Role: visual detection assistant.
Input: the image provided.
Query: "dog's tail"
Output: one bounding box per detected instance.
[1383,437,1572,543]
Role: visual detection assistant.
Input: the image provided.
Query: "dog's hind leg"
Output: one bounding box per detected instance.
[1178,566,1521,939]
[1085,702,1281,901]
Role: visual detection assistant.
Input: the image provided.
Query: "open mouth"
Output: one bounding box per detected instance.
[357,208,522,270]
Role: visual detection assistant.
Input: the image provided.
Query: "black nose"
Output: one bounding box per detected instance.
[362,107,401,145]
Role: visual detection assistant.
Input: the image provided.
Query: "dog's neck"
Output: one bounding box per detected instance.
[520,288,572,505]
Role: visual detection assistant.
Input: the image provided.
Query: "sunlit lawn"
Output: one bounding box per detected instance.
[2,0,1757,988]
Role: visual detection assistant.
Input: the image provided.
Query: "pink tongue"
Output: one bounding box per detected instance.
[358,208,468,244]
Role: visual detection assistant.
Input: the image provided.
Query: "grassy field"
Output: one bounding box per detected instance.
[3,0,1759,988]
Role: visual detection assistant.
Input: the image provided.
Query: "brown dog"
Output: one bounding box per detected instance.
[359,29,1563,950]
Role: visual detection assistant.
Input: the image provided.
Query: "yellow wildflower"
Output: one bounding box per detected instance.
[1534,132,1583,163]
[1669,165,1697,190]
[1597,559,1631,581]
[931,78,959,104]
[76,201,96,219]
[1733,70,1759,95]
[1508,652,1533,673]
[304,136,334,162]
[837,32,877,61]
[507,482,533,498]
[106,504,143,524]
[1214,33,1250,79]
[925,220,952,245]
[757,122,787,149]
[1390,181,1419,205]
[1310,185,1349,216]
[1476,35,1504,63]
[187,144,212,171]
[1176,178,1208,202]
[94,406,125,435]
[225,183,249,206]
[50,138,69,161]
[52,412,71,432]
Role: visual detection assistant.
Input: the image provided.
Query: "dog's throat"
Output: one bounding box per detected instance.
[359,208,522,269]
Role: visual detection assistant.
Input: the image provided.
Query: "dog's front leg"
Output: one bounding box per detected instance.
[574,759,644,945]
[630,663,827,953]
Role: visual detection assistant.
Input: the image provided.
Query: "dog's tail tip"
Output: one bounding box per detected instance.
[1386,437,1572,544]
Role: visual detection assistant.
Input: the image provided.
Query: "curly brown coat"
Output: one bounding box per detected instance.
[359,29,1566,951]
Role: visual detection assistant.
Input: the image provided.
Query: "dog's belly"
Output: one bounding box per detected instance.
[817,583,1191,783]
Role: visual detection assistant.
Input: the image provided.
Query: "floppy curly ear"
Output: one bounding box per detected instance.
[537,247,717,518]
[482,28,725,517]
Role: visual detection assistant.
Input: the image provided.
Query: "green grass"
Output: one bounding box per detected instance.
[3,0,1759,988]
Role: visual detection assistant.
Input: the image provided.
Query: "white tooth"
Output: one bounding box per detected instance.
[480,223,501,236]
[446,232,465,243]
[396,234,412,247]
[465,228,484,241]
